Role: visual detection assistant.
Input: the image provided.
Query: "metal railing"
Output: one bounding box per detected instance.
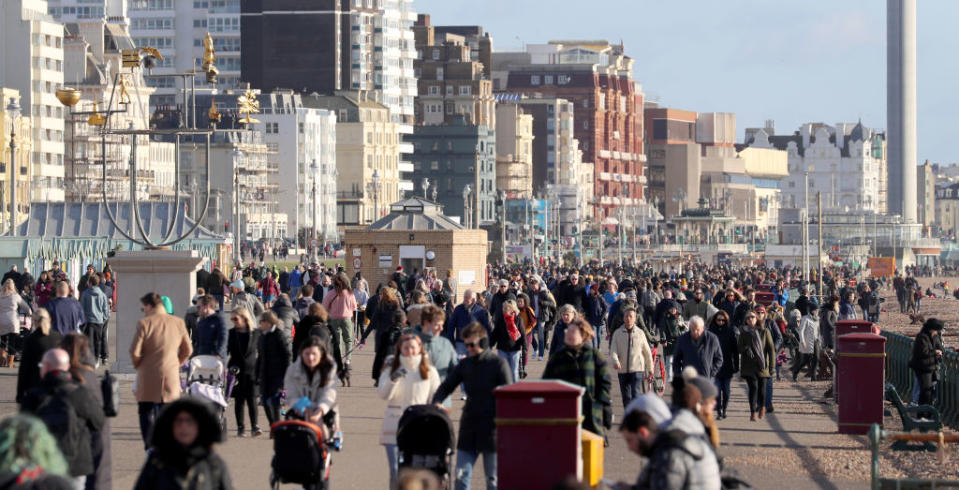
[881,330,959,429]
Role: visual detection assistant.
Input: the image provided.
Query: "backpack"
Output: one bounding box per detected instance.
[34,386,84,463]
[101,370,120,417]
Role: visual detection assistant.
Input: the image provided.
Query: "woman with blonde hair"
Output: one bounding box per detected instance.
[377,333,439,486]
[228,306,261,437]
[16,309,61,403]
[492,299,526,380]
[0,278,28,367]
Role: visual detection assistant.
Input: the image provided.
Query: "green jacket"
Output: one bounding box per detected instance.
[737,325,775,378]
[543,344,612,437]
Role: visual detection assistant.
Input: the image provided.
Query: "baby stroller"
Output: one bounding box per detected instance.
[396,405,455,487]
[185,355,232,435]
[269,397,339,490]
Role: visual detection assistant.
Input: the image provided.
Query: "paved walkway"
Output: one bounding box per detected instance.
[0,343,874,489]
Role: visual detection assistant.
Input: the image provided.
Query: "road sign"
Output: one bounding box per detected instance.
[353,258,361,269]
[310,239,319,247]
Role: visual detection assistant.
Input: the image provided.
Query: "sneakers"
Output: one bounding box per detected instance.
[537,355,543,361]
[237,429,245,438]
[252,427,263,438]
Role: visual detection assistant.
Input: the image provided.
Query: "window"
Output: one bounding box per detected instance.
[544,75,554,85]
[431,161,439,170]
[193,19,207,28]
[583,120,589,129]
[428,86,439,95]
[432,49,440,60]
[446,86,454,96]
[558,75,570,85]
[459,85,471,96]
[531,75,541,86]
[436,68,443,81]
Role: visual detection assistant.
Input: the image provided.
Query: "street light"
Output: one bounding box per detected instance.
[368,168,380,224]
[462,185,472,229]
[5,98,20,236]
[232,148,243,264]
[310,159,318,262]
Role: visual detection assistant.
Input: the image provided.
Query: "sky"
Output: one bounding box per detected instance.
[414,0,958,165]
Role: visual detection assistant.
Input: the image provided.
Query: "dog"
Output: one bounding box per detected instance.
[909,313,925,325]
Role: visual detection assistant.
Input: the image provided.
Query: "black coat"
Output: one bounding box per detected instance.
[488,290,516,319]
[195,269,211,293]
[293,315,330,356]
[16,329,63,403]
[257,327,292,396]
[491,313,525,353]
[75,366,111,490]
[271,299,300,338]
[910,330,942,376]
[21,371,105,477]
[227,328,259,399]
[432,349,512,452]
[709,323,739,379]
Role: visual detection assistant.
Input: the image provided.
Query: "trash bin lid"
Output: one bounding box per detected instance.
[495,380,584,398]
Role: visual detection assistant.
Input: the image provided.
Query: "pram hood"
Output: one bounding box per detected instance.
[396,404,455,455]
[188,355,225,383]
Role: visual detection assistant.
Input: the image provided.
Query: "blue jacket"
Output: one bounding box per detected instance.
[288,269,303,289]
[45,297,85,335]
[776,288,789,307]
[584,294,608,326]
[193,312,229,359]
[80,287,110,324]
[447,303,491,343]
[672,330,724,380]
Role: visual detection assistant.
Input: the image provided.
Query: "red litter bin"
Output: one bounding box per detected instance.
[495,381,584,490]
[836,333,886,434]
[836,319,878,337]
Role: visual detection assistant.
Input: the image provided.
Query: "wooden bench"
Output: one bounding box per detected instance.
[884,383,942,451]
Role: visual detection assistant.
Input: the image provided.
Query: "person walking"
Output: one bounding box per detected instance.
[46,282,84,336]
[20,349,105,488]
[257,312,292,427]
[548,305,577,358]
[133,399,234,490]
[322,273,358,383]
[491,300,526,381]
[60,333,112,490]
[192,295,229,360]
[543,318,613,440]
[377,334,440,486]
[413,305,457,406]
[79,275,110,367]
[16,309,62,404]
[362,287,402,383]
[0,279,29,367]
[34,271,54,308]
[910,318,945,407]
[205,268,228,311]
[431,322,512,490]
[129,292,193,449]
[672,316,723,381]
[447,289,492,360]
[609,307,654,408]
[738,311,775,421]
[707,310,738,419]
[792,302,821,381]
[227,307,261,438]
[283,336,338,428]
[0,414,75,488]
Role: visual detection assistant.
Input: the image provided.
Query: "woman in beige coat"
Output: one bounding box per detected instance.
[129,292,193,448]
[377,333,439,486]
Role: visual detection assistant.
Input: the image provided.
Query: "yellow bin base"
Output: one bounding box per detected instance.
[581,429,604,487]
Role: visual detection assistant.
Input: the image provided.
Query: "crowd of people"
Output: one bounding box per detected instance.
[0,256,951,490]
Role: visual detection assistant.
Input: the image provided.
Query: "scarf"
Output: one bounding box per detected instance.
[504,313,521,342]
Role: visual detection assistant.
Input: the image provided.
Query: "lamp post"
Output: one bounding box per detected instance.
[368,169,380,224]
[497,189,506,264]
[5,98,21,236]
[462,185,472,229]
[232,148,243,264]
[310,159,318,262]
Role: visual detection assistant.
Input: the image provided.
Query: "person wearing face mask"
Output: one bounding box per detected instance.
[414,305,457,406]
[133,398,234,490]
[738,311,775,421]
[377,334,440,486]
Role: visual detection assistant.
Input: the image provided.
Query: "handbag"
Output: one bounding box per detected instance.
[102,370,120,417]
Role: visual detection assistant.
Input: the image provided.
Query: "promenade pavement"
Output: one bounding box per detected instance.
[0,340,872,489]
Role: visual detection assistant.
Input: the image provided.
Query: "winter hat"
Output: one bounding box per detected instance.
[230,280,244,290]
[625,394,672,426]
[687,375,718,400]
[924,318,945,332]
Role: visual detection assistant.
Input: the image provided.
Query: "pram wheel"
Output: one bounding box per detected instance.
[218,409,228,439]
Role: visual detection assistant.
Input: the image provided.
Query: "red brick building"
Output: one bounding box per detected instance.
[494,41,645,221]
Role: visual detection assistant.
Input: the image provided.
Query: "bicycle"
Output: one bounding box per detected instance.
[644,341,668,396]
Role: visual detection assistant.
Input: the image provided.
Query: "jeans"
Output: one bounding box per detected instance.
[455,449,497,490]
[138,402,164,449]
[714,376,732,415]
[498,349,521,382]
[591,323,604,350]
[617,371,645,408]
[534,321,546,358]
[384,443,399,486]
[456,341,468,396]
[744,376,768,414]
[213,293,224,311]
[84,323,107,362]
[664,354,674,381]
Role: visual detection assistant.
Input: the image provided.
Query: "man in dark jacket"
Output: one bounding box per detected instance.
[488,279,516,320]
[193,295,229,359]
[432,322,512,490]
[46,281,85,335]
[527,280,556,360]
[447,290,492,346]
[21,348,105,483]
[270,294,300,338]
[672,316,723,381]
[584,284,608,349]
[555,273,586,312]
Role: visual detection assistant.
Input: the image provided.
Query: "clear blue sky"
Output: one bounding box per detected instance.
[414,0,957,165]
